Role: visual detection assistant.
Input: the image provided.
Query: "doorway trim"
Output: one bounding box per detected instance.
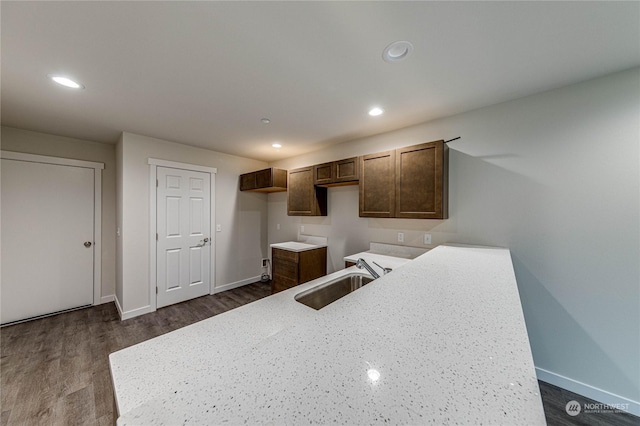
[148,158,217,312]
[1,150,104,306]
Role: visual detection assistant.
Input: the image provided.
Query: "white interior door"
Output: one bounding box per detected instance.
[1,159,95,324]
[156,166,211,308]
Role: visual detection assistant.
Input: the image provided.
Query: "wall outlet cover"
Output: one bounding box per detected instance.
[397,232,404,243]
[301,225,305,233]
[424,233,432,245]
[216,224,222,232]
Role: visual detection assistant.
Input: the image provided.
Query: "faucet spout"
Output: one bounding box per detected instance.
[372,261,392,275]
[355,258,380,279]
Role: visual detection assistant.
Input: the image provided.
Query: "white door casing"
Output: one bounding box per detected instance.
[1,152,103,324]
[156,166,211,308]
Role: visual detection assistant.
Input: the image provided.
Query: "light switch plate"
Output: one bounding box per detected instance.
[397,232,404,243]
[277,224,281,230]
[424,233,432,245]
[216,224,222,232]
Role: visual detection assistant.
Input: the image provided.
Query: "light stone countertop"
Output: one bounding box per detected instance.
[110,245,545,425]
[270,241,327,252]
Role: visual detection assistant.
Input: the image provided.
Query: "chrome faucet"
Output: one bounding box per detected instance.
[372,261,393,275]
[356,258,380,279]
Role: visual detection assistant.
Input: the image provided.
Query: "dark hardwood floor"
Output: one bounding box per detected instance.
[1,281,637,425]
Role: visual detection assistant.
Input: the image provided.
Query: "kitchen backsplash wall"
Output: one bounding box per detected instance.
[268,68,640,405]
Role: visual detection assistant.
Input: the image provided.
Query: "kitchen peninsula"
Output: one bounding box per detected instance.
[110,245,545,425]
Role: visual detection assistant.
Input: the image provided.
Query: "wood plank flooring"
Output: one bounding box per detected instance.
[1,281,637,425]
[1,282,270,425]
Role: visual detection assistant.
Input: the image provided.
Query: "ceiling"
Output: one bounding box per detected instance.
[2,2,639,162]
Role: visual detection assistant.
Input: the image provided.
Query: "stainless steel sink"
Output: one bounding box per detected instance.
[295,273,375,310]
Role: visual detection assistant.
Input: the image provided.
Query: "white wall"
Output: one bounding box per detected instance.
[115,134,124,306]
[116,132,269,316]
[1,126,117,301]
[268,68,640,406]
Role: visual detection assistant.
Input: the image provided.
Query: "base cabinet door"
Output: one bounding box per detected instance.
[271,247,327,294]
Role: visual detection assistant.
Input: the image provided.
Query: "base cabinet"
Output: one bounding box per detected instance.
[271,247,327,294]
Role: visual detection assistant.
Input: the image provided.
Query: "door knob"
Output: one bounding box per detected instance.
[204,238,209,243]
[84,241,92,248]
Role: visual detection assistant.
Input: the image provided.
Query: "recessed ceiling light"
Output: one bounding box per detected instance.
[368,107,384,116]
[261,118,271,124]
[272,143,282,148]
[382,41,413,63]
[48,74,84,89]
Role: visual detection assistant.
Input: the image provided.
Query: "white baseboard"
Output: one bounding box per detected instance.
[100,295,115,304]
[114,295,124,319]
[113,296,155,321]
[536,367,639,417]
[212,275,262,294]
[112,276,262,321]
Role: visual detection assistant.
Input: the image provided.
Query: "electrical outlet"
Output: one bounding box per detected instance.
[301,225,305,233]
[397,232,404,243]
[424,233,432,245]
[216,224,222,232]
[262,258,268,267]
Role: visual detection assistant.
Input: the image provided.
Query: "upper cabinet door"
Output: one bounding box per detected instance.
[313,157,359,186]
[359,151,396,217]
[240,173,256,191]
[395,140,448,219]
[334,157,359,183]
[313,162,334,185]
[255,168,273,188]
[288,166,327,216]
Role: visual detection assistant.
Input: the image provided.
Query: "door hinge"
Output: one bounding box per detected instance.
[156,179,158,187]
[156,233,158,241]
[156,287,158,294]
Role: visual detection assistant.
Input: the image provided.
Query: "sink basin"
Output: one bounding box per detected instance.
[295,273,375,310]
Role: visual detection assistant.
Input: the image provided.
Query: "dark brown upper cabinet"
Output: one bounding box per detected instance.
[239,168,287,193]
[359,140,448,219]
[359,150,396,217]
[287,166,327,216]
[313,157,360,187]
[395,140,448,219]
